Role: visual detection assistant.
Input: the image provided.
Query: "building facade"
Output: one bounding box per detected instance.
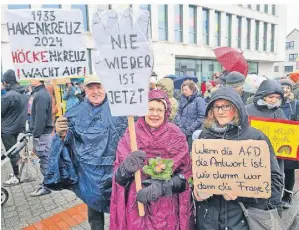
[1,4,287,82]
[284,29,299,74]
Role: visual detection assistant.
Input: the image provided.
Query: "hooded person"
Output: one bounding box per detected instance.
[279,78,299,209]
[156,78,178,121]
[110,90,194,230]
[245,79,287,175]
[194,87,284,230]
[225,71,246,103]
[47,75,128,229]
[175,80,206,150]
[1,69,28,186]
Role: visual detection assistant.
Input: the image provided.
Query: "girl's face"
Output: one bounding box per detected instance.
[212,99,237,127]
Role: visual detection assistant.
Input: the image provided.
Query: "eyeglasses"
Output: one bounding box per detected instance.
[149,108,165,115]
[212,104,233,112]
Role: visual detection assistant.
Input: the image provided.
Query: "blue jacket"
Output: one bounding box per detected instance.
[62,86,80,111]
[45,97,127,213]
[175,90,206,136]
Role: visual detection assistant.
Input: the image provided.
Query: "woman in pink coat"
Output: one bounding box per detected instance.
[110,90,194,230]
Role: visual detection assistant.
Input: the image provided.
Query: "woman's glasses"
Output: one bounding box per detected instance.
[149,108,165,115]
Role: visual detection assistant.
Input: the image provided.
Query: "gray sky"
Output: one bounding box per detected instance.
[286,4,299,35]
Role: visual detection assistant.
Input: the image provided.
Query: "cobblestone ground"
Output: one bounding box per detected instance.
[1,140,298,229]
[1,155,109,229]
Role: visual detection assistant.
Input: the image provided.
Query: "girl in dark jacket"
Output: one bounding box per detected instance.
[280,79,299,208]
[175,80,206,150]
[194,87,283,230]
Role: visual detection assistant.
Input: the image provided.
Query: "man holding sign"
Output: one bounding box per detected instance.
[193,87,283,230]
[47,76,128,229]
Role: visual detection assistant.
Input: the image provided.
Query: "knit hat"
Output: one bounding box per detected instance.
[280,78,294,90]
[2,69,17,85]
[289,72,299,83]
[225,71,245,88]
[215,75,226,86]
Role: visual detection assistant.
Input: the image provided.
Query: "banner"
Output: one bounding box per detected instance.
[5,9,88,80]
[192,139,271,198]
[249,116,299,161]
[92,8,153,116]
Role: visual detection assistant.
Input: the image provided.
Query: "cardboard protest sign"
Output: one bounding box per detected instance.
[249,116,299,161]
[5,9,88,80]
[192,139,271,198]
[92,8,153,116]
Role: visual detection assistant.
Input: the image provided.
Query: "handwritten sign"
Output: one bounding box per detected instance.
[192,139,271,198]
[92,8,153,116]
[249,116,299,161]
[5,9,88,80]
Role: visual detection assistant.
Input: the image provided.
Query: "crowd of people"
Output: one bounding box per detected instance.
[1,68,299,229]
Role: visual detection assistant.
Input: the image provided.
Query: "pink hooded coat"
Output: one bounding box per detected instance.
[110,90,194,230]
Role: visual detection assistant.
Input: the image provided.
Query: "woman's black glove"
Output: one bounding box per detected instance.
[115,150,146,186]
[137,174,186,203]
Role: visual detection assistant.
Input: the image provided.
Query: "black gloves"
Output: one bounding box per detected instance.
[115,150,146,186]
[137,174,186,204]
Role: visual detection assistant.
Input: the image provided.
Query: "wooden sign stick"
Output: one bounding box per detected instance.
[128,115,145,217]
[51,79,63,117]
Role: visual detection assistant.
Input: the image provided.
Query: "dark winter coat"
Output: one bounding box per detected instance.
[196,87,284,230]
[175,90,206,136]
[45,97,127,213]
[245,79,287,120]
[29,85,53,138]
[1,85,28,135]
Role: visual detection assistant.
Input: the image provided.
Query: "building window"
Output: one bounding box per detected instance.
[8,4,30,9]
[248,61,259,74]
[272,5,276,15]
[175,58,223,82]
[215,11,221,46]
[42,4,61,8]
[174,5,183,42]
[289,54,298,62]
[257,5,260,11]
[189,6,197,44]
[285,66,294,73]
[286,41,295,50]
[71,5,89,31]
[255,21,260,50]
[226,14,232,47]
[140,5,152,39]
[271,24,275,52]
[248,5,252,9]
[274,66,279,72]
[202,8,209,45]
[246,18,251,49]
[158,5,168,41]
[264,5,268,13]
[237,16,242,49]
[263,22,268,51]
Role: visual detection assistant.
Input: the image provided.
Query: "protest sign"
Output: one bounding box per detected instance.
[249,116,299,161]
[92,8,153,116]
[191,139,271,198]
[5,9,88,80]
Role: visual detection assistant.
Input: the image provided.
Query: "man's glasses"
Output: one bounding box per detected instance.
[212,104,233,112]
